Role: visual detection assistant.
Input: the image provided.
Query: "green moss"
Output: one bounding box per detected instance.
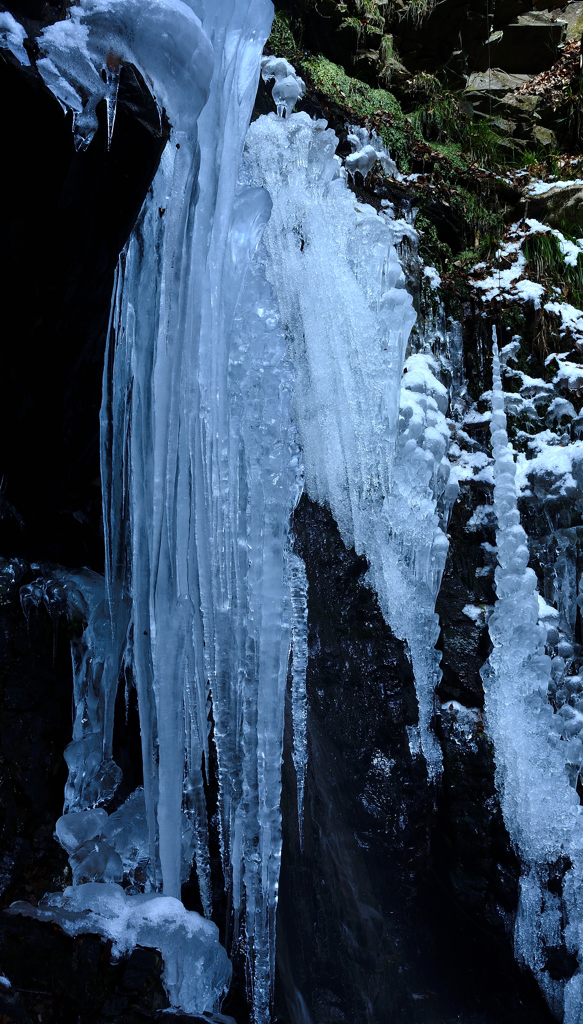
[376,123,412,173]
[416,212,452,271]
[267,10,298,61]
[303,56,402,119]
[430,141,466,168]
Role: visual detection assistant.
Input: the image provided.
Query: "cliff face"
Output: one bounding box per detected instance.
[2,2,583,1022]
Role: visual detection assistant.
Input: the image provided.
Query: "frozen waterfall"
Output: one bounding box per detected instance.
[245,104,456,777]
[5,0,460,1018]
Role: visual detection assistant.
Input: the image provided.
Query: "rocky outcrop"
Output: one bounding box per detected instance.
[284,0,567,85]
[523,182,583,232]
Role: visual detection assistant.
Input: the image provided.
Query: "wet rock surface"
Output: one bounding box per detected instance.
[275,496,554,1024]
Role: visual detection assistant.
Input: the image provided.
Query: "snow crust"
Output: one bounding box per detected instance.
[471,220,583,312]
[526,178,583,195]
[423,265,441,290]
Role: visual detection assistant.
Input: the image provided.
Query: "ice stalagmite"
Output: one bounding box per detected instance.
[484,330,583,1023]
[246,94,454,777]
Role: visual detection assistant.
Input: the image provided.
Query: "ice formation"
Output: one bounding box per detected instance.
[483,330,583,1021]
[288,552,309,849]
[10,884,231,1014]
[36,0,213,150]
[6,1,460,1015]
[345,124,401,182]
[261,55,305,118]
[100,1,302,1018]
[12,0,302,1019]
[245,98,455,777]
[0,11,30,66]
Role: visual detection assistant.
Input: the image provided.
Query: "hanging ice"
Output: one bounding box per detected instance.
[101,1,301,1019]
[245,90,453,777]
[17,0,304,1021]
[483,330,583,1023]
[15,3,460,1017]
[288,552,309,849]
[36,0,213,150]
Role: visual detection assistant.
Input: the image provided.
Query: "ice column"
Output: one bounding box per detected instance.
[101,2,300,1020]
[245,95,450,776]
[29,0,304,1019]
[483,330,583,1022]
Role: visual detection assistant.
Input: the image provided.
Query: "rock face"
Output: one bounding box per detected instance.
[523,183,583,232]
[291,0,567,84]
[275,497,554,1024]
[0,50,168,572]
[474,12,567,74]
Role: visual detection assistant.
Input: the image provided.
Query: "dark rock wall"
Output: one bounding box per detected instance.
[0,53,168,570]
[274,496,555,1024]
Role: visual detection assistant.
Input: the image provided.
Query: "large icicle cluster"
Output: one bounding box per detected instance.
[4,1,460,1015]
[245,101,455,775]
[35,0,213,149]
[8,0,305,1020]
[101,2,302,1019]
[483,331,583,1022]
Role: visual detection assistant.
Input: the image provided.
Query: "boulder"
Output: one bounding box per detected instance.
[523,183,583,233]
[471,11,567,73]
[466,69,532,93]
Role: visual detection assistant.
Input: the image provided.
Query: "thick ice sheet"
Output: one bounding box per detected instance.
[245,108,454,776]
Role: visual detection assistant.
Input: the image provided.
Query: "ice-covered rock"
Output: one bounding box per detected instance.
[10,883,231,1016]
[245,108,451,776]
[483,330,583,1023]
[0,11,30,66]
[36,0,213,149]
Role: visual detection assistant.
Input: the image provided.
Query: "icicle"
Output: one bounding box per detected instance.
[288,552,309,850]
[104,54,121,150]
[482,328,583,1023]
